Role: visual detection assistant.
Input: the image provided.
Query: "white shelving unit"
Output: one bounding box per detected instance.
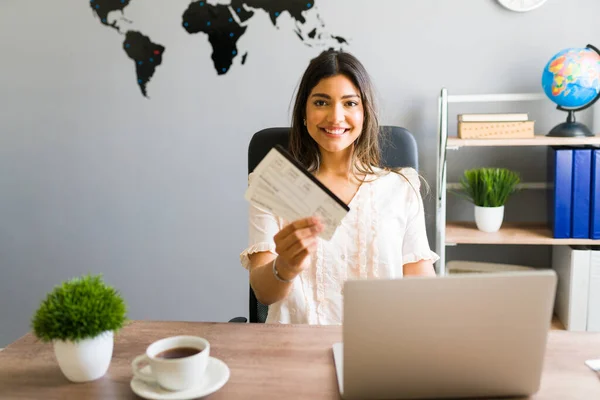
[435,88,600,275]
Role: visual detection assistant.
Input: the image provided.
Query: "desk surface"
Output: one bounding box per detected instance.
[0,321,598,399]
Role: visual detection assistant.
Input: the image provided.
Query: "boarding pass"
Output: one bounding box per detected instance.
[244,145,349,241]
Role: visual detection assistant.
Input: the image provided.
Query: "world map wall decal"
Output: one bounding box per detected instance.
[89,0,349,98]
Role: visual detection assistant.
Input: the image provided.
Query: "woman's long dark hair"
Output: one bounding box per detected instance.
[289,50,381,177]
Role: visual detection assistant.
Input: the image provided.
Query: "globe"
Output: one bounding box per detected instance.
[541,45,600,137]
[542,47,600,108]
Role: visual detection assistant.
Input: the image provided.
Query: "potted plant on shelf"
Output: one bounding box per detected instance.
[31,274,127,383]
[457,167,520,233]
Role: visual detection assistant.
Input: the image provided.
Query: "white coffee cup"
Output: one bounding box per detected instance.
[131,335,210,391]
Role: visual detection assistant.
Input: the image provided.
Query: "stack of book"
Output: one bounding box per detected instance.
[457,113,535,139]
[548,147,600,239]
[552,245,600,332]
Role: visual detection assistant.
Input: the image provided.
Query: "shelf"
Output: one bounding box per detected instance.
[445,222,600,245]
[434,88,600,274]
[447,93,546,103]
[446,135,600,148]
[447,182,548,190]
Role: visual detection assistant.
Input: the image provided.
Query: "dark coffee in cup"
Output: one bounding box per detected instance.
[155,347,201,359]
[133,335,210,391]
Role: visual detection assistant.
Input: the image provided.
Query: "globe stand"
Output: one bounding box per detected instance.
[546,110,595,137]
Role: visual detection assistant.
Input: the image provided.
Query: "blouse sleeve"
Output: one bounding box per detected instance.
[400,168,440,265]
[239,172,284,270]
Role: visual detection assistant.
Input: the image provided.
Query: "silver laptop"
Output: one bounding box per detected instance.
[333,270,557,400]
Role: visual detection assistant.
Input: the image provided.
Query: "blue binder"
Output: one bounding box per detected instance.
[571,148,592,238]
[548,147,573,238]
[590,149,600,239]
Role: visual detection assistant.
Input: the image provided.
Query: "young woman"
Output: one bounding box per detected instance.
[240,50,439,324]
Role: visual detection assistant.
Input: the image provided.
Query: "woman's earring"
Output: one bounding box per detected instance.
[303,119,306,126]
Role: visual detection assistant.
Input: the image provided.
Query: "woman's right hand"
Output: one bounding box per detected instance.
[273,216,324,281]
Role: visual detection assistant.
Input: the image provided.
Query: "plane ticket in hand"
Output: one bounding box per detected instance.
[244,145,350,241]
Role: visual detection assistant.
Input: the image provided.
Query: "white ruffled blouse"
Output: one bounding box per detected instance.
[240,167,439,325]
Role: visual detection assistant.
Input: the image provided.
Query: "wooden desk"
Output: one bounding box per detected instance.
[0,321,598,399]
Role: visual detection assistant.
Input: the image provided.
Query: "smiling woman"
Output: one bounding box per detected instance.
[239,50,439,325]
[305,76,364,157]
[289,51,380,178]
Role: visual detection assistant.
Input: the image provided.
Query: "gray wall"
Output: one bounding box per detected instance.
[1,0,599,346]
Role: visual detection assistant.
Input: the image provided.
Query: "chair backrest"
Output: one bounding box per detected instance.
[246,126,419,323]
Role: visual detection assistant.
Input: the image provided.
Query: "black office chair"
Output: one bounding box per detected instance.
[232,126,419,323]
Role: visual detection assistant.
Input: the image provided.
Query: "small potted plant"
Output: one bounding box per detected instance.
[457,167,520,233]
[31,274,127,382]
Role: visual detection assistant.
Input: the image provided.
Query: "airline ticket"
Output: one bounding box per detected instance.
[244,145,350,241]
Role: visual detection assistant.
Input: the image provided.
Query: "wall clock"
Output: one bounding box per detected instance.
[497,0,548,12]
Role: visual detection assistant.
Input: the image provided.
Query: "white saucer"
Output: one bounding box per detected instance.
[130,357,230,400]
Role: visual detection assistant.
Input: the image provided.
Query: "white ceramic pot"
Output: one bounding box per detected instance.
[474,205,505,233]
[53,330,114,382]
